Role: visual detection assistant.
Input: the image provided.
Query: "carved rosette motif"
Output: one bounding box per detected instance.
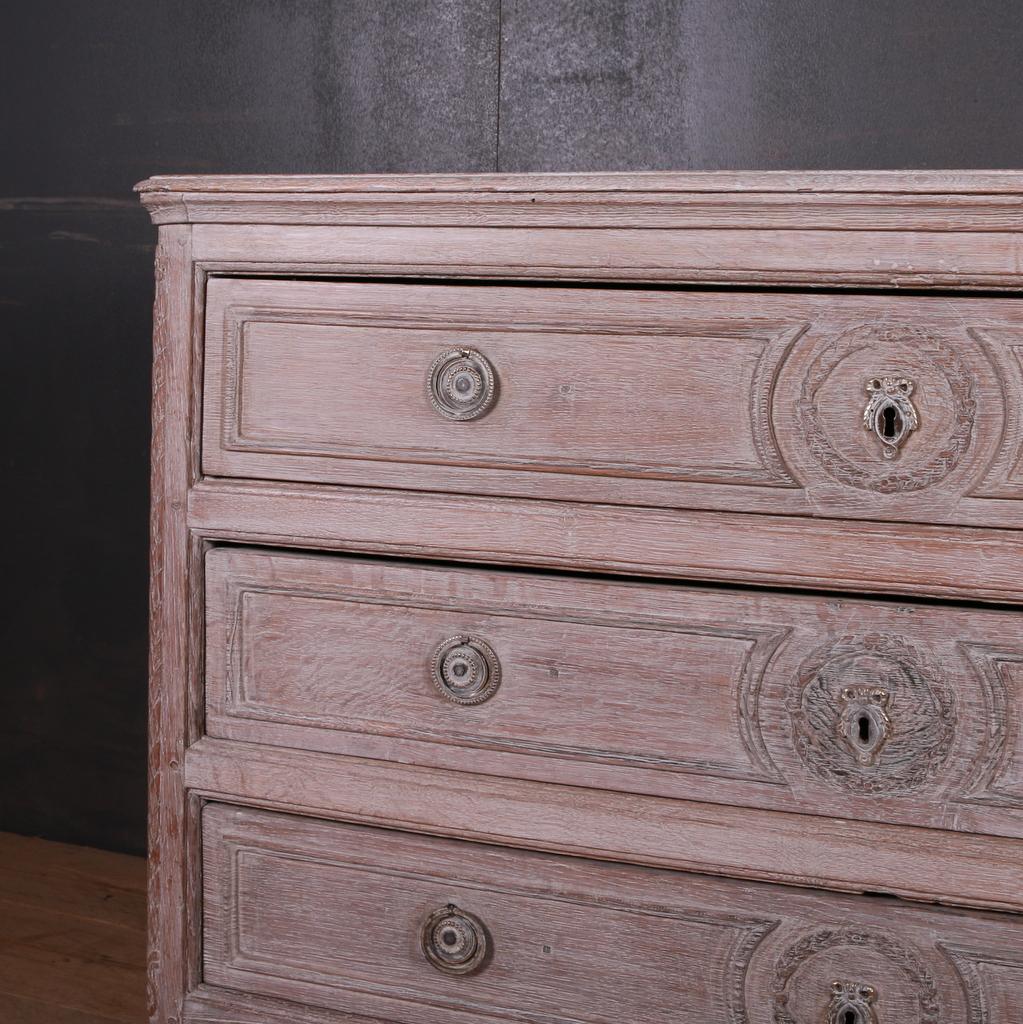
[797,324,976,492]
[788,635,956,795]
[772,930,941,1024]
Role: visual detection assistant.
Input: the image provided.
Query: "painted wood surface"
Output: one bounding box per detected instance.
[184,739,1023,915]
[136,169,1023,194]
[0,831,146,1024]
[200,804,1023,1024]
[9,0,1023,869]
[137,171,1023,240]
[141,173,1023,1023]
[206,547,1023,838]
[147,225,199,1024]
[189,479,1023,605]
[203,278,1023,527]
[191,221,1023,291]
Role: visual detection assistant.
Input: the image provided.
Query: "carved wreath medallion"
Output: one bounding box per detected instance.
[797,324,976,493]
[788,635,956,795]
[772,929,941,1024]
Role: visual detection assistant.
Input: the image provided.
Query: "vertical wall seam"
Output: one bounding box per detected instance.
[495,0,503,171]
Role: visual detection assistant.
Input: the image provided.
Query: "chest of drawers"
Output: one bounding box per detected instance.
[138,172,1023,1024]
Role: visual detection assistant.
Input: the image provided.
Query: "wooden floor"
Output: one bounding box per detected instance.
[0,831,146,1023]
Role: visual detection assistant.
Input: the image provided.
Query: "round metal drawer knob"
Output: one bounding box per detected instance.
[431,635,501,705]
[428,348,498,421]
[421,905,490,975]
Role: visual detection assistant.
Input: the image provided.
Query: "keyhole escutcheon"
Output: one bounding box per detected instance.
[863,376,918,460]
[858,714,873,745]
[880,404,900,440]
[837,688,892,767]
[828,980,879,1024]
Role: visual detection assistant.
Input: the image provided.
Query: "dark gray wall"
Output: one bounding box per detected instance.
[3,0,1023,856]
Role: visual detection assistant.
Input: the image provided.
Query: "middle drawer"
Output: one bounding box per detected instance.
[205,547,1023,838]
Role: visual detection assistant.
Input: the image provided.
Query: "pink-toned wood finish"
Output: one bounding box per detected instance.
[147,225,199,1024]
[136,169,1023,193]
[184,738,1023,914]
[201,804,1023,1024]
[139,172,1023,1024]
[203,278,1023,527]
[139,173,1023,291]
[138,169,1023,235]
[189,479,1023,605]
[189,221,1023,292]
[206,547,1023,838]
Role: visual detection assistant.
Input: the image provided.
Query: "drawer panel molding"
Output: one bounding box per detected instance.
[200,804,1023,1024]
[138,172,1023,1024]
[189,478,1023,604]
[203,280,1023,529]
[185,738,1023,913]
[205,548,1023,837]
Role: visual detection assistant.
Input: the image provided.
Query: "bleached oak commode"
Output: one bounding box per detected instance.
[138,172,1023,1024]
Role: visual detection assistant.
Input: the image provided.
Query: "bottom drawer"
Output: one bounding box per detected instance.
[201,804,1023,1024]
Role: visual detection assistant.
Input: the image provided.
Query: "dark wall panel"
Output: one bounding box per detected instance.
[498,0,1023,171]
[497,1,692,171]
[0,204,155,854]
[0,0,500,196]
[330,1,500,173]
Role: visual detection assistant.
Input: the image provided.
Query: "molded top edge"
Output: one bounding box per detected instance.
[135,169,1023,196]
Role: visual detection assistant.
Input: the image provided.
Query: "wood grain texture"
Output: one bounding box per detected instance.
[184,986,391,1024]
[0,831,146,1024]
[141,174,1023,1022]
[189,220,1023,291]
[184,739,1023,914]
[203,278,1023,527]
[134,190,1023,232]
[204,547,1023,838]
[200,804,1023,1024]
[147,226,199,1024]
[135,169,1023,193]
[137,171,1023,244]
[188,478,1023,605]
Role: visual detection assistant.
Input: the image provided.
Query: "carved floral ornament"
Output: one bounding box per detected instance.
[772,929,941,1024]
[788,635,956,795]
[796,324,977,493]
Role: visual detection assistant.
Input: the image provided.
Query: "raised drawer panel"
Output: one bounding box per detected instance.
[205,548,1023,838]
[203,279,1023,528]
[201,804,1023,1024]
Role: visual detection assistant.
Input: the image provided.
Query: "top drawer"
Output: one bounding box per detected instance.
[203,279,1023,528]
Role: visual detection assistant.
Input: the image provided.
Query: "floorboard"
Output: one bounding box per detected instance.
[0,832,146,1023]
